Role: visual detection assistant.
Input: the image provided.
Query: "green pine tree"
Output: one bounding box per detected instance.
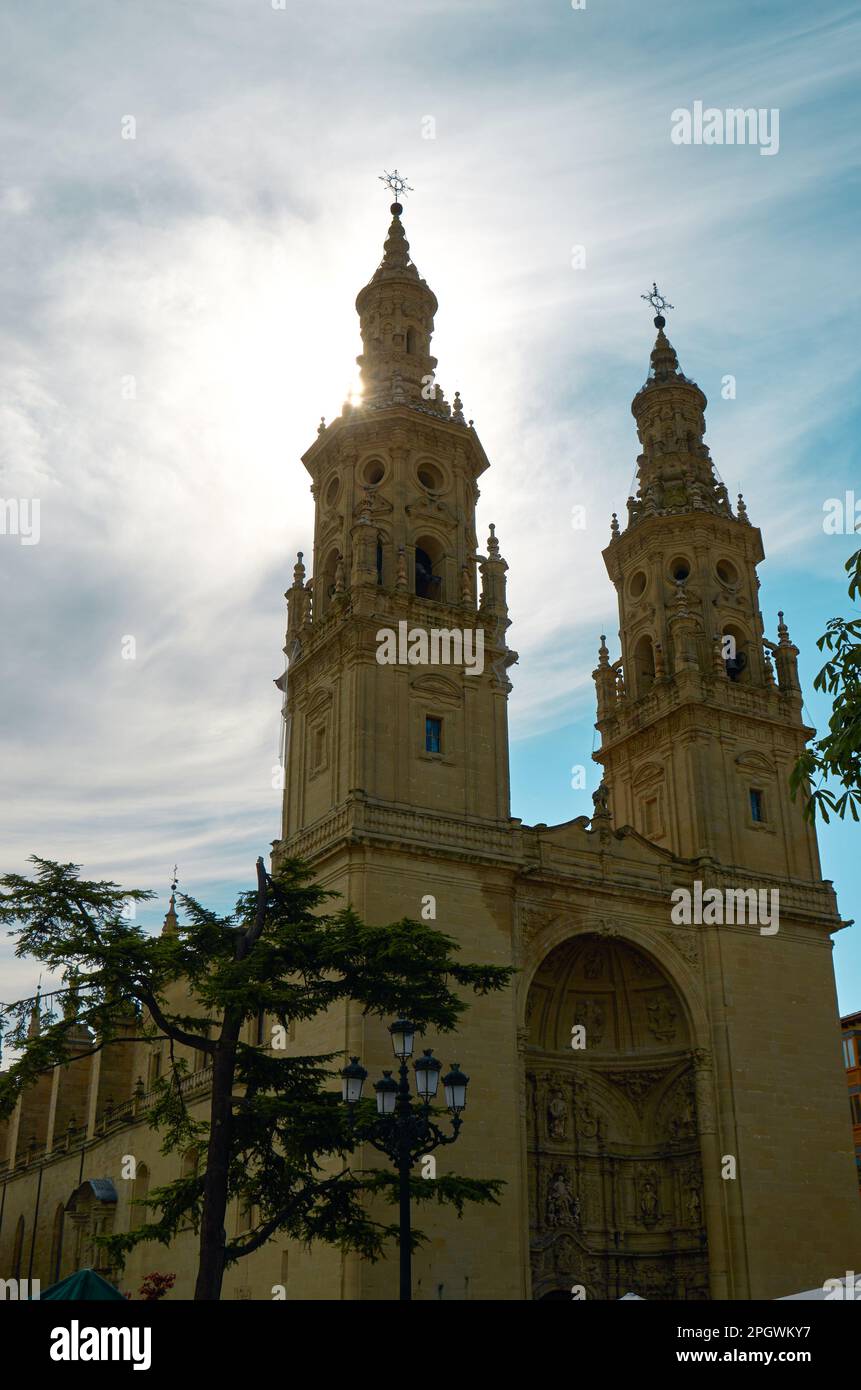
[0,855,512,1300]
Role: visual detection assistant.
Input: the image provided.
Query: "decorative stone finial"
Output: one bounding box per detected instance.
[27,989,41,1039]
[292,552,306,588]
[452,390,465,424]
[773,610,800,691]
[763,646,776,687]
[736,492,750,523]
[487,523,500,558]
[610,513,620,538]
[318,416,326,435]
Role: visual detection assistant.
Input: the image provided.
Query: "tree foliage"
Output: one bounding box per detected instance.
[791,547,861,823]
[0,855,512,1297]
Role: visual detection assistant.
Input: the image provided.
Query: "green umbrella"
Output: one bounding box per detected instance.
[40,1268,127,1301]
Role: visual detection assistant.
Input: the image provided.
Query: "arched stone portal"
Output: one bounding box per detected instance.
[525,933,709,1300]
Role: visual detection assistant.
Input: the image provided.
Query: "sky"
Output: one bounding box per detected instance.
[0,0,859,1017]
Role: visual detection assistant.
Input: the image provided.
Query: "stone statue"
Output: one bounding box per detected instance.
[547,1089,569,1141]
[574,998,605,1046]
[546,1169,579,1227]
[640,1178,659,1222]
[647,995,678,1042]
[687,1185,702,1228]
[583,946,604,980]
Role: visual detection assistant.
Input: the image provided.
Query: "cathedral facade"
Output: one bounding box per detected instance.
[1,202,858,1300]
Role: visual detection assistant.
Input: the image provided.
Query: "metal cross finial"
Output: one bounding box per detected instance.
[379,169,413,204]
[171,864,178,892]
[641,282,674,325]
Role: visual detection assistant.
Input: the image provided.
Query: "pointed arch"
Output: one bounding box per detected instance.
[129,1162,151,1237]
[49,1201,65,1284]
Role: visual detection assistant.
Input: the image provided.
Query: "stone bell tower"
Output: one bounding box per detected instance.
[593,302,823,881]
[277,197,516,843]
[271,193,524,1303]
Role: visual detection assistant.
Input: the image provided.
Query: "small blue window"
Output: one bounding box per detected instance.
[750,789,764,823]
[425,717,442,754]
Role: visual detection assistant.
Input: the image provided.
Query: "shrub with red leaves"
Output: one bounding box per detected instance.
[138,1272,176,1301]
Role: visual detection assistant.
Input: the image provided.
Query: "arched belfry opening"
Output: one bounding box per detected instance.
[524,934,709,1300]
[632,634,656,696]
[722,624,749,683]
[414,535,444,601]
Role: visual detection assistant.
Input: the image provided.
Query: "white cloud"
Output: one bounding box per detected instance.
[1,0,860,1004]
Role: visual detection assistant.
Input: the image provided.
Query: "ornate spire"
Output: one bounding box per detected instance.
[644,324,685,385]
[162,867,179,937]
[354,186,442,412]
[372,203,417,279]
[623,297,735,532]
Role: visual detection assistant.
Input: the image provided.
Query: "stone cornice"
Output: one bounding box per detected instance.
[276,798,841,930]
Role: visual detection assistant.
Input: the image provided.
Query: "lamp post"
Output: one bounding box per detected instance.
[340,1019,470,1301]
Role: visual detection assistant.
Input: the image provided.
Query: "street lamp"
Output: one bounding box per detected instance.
[414,1049,441,1101]
[339,1027,471,1301]
[442,1062,469,1113]
[374,1070,398,1115]
[341,1057,367,1105]
[388,1018,417,1060]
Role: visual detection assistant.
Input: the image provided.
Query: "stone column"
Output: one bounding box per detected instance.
[693,1047,730,1299]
